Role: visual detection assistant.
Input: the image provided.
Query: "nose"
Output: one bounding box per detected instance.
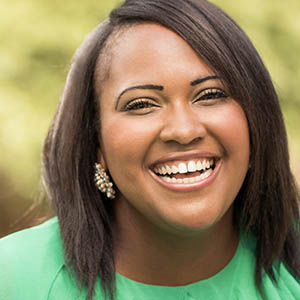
[159,104,207,145]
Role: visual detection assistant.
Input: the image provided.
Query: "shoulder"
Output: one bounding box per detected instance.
[0,217,65,299]
[262,263,300,299]
[232,232,300,299]
[242,232,300,299]
[0,217,64,266]
[1,216,59,246]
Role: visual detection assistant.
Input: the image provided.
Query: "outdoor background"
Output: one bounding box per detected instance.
[1,0,299,237]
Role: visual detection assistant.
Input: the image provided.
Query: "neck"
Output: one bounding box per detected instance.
[113,201,239,286]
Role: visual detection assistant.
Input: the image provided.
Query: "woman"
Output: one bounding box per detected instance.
[1,0,299,299]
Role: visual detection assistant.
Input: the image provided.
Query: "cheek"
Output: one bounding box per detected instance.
[218,103,250,194]
[99,117,160,200]
[100,116,158,169]
[207,101,250,158]
[201,101,250,196]
[226,105,250,159]
[222,117,249,157]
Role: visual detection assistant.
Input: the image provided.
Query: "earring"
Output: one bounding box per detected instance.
[94,163,116,199]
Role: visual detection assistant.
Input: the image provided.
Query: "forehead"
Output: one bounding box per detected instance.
[95,23,213,90]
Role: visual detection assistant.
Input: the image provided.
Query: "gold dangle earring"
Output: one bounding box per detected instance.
[94,163,116,199]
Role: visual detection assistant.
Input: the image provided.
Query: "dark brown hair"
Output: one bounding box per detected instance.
[42,0,300,299]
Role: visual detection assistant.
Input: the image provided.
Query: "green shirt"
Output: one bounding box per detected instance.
[0,217,299,299]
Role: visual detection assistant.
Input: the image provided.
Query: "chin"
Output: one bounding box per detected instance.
[159,206,234,236]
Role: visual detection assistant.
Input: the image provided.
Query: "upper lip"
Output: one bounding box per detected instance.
[149,150,220,169]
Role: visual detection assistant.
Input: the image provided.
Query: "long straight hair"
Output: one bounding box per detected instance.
[42,0,300,299]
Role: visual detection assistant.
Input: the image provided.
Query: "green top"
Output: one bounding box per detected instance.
[0,217,299,299]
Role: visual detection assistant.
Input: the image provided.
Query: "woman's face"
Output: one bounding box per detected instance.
[96,23,250,235]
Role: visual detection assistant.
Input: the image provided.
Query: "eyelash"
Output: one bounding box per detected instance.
[124,99,157,111]
[123,88,228,112]
[195,88,228,103]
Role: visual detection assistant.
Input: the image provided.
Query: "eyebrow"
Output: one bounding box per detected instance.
[115,84,164,109]
[115,76,221,108]
[190,75,221,86]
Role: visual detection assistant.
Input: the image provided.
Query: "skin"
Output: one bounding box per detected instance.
[95,23,250,285]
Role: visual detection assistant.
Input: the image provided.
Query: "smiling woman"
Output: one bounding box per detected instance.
[97,23,250,239]
[0,0,300,300]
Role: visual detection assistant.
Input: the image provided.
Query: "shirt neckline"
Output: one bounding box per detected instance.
[116,233,245,291]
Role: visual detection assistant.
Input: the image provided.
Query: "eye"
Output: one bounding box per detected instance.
[123,98,160,114]
[194,88,228,105]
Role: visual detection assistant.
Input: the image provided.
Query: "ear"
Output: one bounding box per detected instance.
[97,148,107,170]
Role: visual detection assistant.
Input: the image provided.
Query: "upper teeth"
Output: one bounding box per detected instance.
[154,159,214,175]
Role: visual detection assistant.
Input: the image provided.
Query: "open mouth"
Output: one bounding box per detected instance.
[152,158,218,184]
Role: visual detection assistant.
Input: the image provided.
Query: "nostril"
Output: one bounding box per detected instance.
[159,127,207,145]
[159,107,208,144]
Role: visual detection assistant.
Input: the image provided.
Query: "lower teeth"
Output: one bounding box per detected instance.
[161,168,213,184]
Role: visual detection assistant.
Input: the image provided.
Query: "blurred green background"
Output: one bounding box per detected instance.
[1,0,299,237]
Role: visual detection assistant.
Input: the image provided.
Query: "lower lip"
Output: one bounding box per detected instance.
[150,160,221,192]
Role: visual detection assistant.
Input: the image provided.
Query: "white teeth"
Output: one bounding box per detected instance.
[200,168,212,180]
[166,165,172,175]
[205,160,210,169]
[178,163,187,174]
[155,159,215,175]
[187,161,196,172]
[160,168,213,184]
[196,160,203,170]
[164,176,172,182]
[172,165,179,174]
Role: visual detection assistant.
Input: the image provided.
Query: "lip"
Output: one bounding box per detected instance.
[149,158,222,192]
